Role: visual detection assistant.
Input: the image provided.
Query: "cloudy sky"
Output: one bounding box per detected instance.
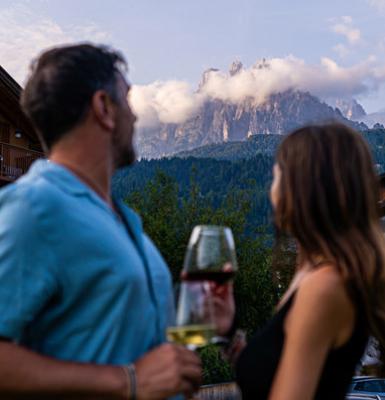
[1,0,385,124]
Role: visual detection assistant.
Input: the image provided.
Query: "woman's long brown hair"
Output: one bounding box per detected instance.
[275,123,385,370]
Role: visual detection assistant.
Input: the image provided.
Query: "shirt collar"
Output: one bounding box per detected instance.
[24,159,121,220]
[24,160,144,230]
[114,198,143,238]
[25,159,91,196]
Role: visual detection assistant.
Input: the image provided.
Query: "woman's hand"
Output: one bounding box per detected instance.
[221,330,247,367]
[210,282,236,337]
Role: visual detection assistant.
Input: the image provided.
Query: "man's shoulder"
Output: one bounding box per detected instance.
[0,174,62,207]
[0,174,66,230]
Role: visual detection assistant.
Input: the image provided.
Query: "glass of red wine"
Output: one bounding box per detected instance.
[167,225,237,349]
[181,225,238,283]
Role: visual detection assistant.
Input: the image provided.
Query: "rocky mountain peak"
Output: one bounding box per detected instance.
[198,68,219,90]
[333,98,366,120]
[229,60,243,76]
[253,58,270,70]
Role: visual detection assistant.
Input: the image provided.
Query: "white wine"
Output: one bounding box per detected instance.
[167,324,216,348]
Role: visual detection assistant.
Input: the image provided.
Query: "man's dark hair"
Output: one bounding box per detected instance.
[20,43,127,151]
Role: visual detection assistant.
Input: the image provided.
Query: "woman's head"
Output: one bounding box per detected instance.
[272,123,380,257]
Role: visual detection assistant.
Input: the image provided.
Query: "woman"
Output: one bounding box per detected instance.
[228,124,385,399]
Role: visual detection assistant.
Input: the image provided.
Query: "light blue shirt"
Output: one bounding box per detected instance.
[0,159,174,364]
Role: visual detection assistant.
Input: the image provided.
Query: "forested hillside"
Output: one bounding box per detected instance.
[113,154,274,231]
[173,128,385,166]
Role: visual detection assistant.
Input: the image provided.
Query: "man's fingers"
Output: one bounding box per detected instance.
[134,343,204,399]
[175,345,202,366]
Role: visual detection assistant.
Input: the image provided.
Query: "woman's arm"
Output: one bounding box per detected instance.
[268,266,355,400]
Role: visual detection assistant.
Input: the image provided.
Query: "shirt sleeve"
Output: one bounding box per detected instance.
[0,192,58,341]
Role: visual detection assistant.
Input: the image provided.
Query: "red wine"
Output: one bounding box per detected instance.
[181,270,235,284]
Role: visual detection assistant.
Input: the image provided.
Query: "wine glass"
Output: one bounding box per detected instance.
[167,225,238,350]
[167,281,216,350]
[181,225,238,283]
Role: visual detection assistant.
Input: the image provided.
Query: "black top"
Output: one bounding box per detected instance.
[236,291,368,400]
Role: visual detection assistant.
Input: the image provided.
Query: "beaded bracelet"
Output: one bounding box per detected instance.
[122,364,137,400]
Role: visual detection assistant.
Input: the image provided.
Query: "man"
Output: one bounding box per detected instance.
[0,44,201,399]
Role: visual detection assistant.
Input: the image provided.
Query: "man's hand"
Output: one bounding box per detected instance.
[135,343,202,399]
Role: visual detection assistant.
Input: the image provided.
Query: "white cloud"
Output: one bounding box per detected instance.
[367,0,385,11]
[201,56,378,101]
[131,81,205,127]
[333,44,350,58]
[0,4,110,85]
[131,56,385,126]
[331,16,361,45]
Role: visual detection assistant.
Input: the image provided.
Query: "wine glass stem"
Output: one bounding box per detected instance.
[186,343,199,351]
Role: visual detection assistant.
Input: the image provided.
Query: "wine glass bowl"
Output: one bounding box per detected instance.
[181,225,238,284]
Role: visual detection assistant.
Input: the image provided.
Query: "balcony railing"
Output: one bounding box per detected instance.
[0,142,44,182]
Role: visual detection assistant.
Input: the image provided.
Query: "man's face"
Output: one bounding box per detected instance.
[111,74,137,168]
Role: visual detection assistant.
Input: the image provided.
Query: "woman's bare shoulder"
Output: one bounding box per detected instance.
[290,265,354,346]
[285,265,348,322]
[299,265,347,301]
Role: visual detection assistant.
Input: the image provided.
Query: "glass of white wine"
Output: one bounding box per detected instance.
[167,225,238,350]
[167,281,216,350]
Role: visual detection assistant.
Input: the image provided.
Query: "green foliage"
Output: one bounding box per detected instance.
[234,237,276,335]
[127,170,186,279]
[114,155,274,233]
[125,167,271,284]
[198,345,234,385]
[362,129,385,174]
[270,234,298,299]
[125,168,281,383]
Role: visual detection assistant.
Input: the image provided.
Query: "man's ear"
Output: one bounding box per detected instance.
[91,90,116,131]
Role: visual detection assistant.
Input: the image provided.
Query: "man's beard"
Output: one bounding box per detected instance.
[112,126,137,169]
[114,146,136,169]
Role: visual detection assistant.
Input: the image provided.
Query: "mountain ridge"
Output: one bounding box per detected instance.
[136,88,367,159]
[172,128,385,163]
